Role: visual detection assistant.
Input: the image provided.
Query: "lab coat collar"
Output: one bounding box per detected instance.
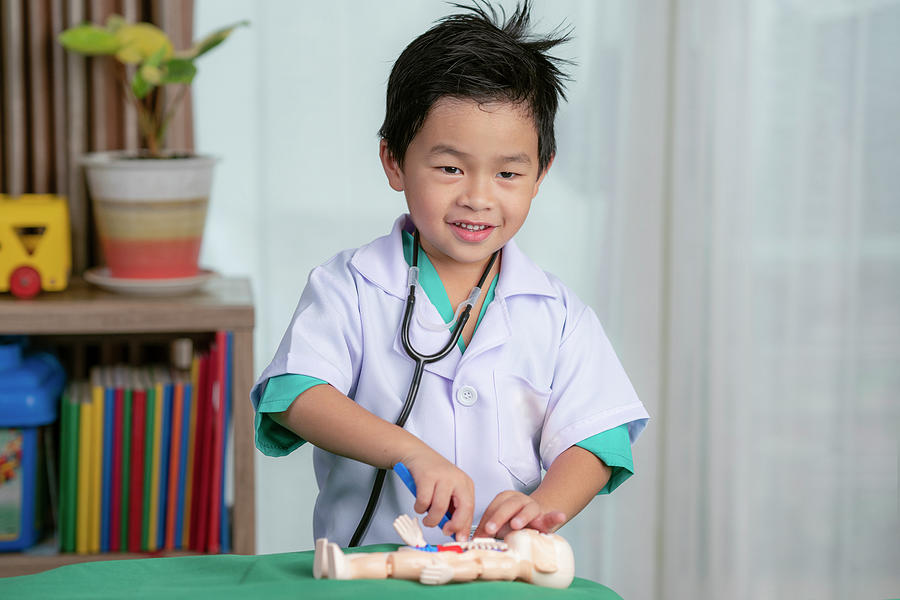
[350,214,558,302]
[350,215,413,301]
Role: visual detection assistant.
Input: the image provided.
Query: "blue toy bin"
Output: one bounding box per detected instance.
[0,340,65,551]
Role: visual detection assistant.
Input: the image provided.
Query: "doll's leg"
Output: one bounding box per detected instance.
[313,538,329,579]
[327,543,390,580]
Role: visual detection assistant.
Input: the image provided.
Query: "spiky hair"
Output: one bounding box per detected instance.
[379,0,572,174]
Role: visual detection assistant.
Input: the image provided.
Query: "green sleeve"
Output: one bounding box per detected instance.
[575,424,634,494]
[254,373,328,457]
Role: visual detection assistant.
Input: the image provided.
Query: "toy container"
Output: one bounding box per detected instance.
[0,340,65,551]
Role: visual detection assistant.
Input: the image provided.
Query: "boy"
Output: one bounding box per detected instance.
[250,0,649,547]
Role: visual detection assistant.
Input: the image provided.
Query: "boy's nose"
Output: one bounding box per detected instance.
[458,177,493,210]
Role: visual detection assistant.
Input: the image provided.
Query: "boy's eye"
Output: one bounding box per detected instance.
[440,166,461,175]
[497,171,518,179]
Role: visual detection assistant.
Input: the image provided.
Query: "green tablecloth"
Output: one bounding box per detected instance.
[1,545,623,599]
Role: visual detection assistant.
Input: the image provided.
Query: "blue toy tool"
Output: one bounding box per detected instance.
[393,462,452,529]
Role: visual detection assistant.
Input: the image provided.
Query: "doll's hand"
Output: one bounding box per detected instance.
[473,490,566,539]
[398,449,474,543]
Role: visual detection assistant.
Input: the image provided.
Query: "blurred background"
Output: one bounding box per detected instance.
[2,0,896,597]
[192,0,899,598]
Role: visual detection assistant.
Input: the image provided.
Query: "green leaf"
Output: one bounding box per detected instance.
[58,24,120,55]
[131,68,154,99]
[105,14,125,33]
[143,44,168,69]
[160,59,197,85]
[176,20,249,60]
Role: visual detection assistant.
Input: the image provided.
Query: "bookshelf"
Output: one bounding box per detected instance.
[0,276,255,576]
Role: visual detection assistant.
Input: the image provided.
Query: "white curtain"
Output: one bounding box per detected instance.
[663,0,900,598]
[194,1,899,598]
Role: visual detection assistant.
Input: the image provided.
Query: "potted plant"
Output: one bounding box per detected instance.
[59,16,247,280]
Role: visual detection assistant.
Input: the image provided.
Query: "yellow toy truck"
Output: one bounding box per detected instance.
[0,195,71,299]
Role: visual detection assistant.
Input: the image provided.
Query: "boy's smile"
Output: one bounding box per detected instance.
[380,98,550,279]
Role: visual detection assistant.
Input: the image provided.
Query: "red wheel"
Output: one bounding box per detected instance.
[9,266,41,299]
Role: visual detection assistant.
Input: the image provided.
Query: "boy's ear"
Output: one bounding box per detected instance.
[532,154,554,197]
[379,139,405,192]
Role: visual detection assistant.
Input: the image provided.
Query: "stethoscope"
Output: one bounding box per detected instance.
[348,229,500,547]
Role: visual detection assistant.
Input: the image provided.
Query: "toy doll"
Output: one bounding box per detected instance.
[312,515,575,588]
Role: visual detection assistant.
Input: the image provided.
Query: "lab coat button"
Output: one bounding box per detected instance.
[456,385,477,406]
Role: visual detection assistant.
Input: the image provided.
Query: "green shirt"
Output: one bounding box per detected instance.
[256,231,634,494]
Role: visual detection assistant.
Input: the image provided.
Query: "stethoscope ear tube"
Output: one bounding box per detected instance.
[347,230,499,547]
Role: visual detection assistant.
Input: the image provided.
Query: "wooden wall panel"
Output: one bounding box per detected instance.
[1,0,196,274]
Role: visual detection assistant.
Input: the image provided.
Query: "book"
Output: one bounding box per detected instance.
[208,332,227,553]
[59,384,78,553]
[147,376,164,552]
[194,348,214,553]
[175,371,192,549]
[129,372,146,553]
[142,369,155,552]
[156,367,173,551]
[221,331,233,553]
[120,372,132,551]
[100,368,115,552]
[165,375,183,550]
[182,355,200,549]
[109,370,123,552]
[76,382,91,554]
[90,375,104,554]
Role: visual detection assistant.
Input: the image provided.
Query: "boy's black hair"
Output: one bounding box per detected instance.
[379,0,572,175]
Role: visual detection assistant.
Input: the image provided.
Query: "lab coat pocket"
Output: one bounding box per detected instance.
[493,372,550,487]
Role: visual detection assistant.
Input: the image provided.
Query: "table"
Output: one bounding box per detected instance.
[0,545,623,599]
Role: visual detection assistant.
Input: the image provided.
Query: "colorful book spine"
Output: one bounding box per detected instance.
[120,377,132,551]
[129,376,146,553]
[190,352,207,552]
[175,373,192,549]
[165,377,183,550]
[90,378,104,553]
[157,370,172,551]
[147,377,164,552]
[208,332,227,553]
[182,356,200,549]
[76,383,91,554]
[142,369,155,552]
[100,369,114,552]
[59,385,78,553]
[220,331,233,553]
[109,377,123,552]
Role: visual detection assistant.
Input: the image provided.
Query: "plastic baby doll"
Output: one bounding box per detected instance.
[313,515,575,588]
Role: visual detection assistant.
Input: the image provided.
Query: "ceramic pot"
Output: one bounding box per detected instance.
[81,151,216,279]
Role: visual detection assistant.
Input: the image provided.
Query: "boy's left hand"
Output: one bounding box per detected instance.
[472,490,566,539]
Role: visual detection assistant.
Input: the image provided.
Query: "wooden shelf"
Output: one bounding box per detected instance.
[0,276,256,576]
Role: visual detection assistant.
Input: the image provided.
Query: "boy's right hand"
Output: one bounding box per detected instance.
[398,449,474,543]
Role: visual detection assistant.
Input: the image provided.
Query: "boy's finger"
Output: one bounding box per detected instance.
[476,496,526,538]
[423,481,452,527]
[443,494,473,542]
[414,478,435,514]
[529,510,566,533]
[508,503,541,531]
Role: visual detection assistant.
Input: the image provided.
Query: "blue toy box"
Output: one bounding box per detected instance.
[0,338,64,551]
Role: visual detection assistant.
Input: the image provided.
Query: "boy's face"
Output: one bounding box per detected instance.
[380,98,550,271]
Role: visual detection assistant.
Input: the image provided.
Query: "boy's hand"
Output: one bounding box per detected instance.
[399,450,475,543]
[472,490,566,540]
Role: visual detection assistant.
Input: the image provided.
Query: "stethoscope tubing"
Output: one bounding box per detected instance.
[347,230,498,547]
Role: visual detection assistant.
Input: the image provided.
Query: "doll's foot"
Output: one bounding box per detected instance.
[327,542,349,580]
[313,538,329,579]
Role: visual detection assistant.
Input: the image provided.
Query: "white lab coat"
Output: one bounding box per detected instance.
[250,215,649,546]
